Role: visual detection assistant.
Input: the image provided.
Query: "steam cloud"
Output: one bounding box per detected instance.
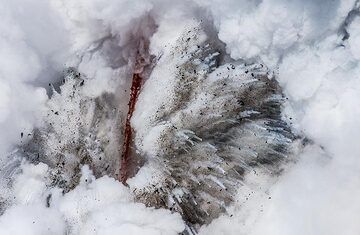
[0,0,359,234]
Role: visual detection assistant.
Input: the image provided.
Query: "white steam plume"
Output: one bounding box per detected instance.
[0,0,359,234]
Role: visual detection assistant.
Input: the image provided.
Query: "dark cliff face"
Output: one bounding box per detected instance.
[3,24,299,232]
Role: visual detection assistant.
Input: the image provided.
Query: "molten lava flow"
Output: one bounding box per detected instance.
[119,73,142,184]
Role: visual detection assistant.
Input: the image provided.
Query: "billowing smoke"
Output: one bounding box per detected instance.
[0,0,359,234]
